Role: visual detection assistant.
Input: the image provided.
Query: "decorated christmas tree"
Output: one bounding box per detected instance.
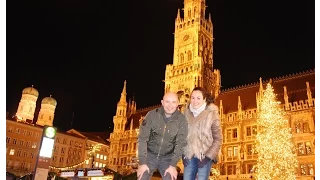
[254,83,298,180]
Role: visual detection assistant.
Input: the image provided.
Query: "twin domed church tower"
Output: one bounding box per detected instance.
[15,85,57,127]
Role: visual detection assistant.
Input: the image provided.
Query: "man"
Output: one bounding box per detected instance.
[137,92,188,180]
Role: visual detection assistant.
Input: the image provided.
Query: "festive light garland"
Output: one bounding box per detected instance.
[49,144,102,171]
[7,145,102,177]
[254,83,298,180]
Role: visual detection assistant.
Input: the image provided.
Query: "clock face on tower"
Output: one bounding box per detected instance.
[183,34,190,41]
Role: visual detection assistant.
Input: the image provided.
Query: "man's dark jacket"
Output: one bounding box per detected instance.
[138,106,188,167]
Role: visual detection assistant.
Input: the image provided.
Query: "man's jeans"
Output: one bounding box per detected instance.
[183,156,213,180]
[140,152,173,180]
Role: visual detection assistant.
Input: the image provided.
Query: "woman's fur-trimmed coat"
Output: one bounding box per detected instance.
[184,103,223,161]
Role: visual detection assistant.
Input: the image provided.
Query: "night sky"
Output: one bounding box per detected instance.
[6,0,315,133]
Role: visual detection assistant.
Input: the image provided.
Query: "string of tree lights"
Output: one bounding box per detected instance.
[254,83,298,180]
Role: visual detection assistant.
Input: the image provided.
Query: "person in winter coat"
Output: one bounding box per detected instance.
[137,92,188,180]
[182,87,223,180]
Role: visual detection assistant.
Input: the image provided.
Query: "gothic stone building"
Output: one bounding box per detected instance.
[107,0,315,179]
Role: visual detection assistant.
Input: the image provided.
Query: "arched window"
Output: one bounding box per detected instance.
[188,51,192,61]
[303,122,310,133]
[295,121,310,133]
[188,9,191,18]
[180,53,184,64]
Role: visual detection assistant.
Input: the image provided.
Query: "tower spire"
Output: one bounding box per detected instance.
[238,96,242,120]
[114,80,128,133]
[219,100,223,120]
[306,81,313,107]
[283,86,289,110]
[120,80,127,102]
[259,77,264,99]
[256,77,264,112]
[176,9,181,22]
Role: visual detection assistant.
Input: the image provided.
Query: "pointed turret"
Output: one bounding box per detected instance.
[176,9,181,23]
[113,80,128,133]
[237,96,242,120]
[120,80,127,103]
[129,118,134,137]
[130,118,133,131]
[256,77,264,112]
[283,86,289,110]
[132,95,137,114]
[306,81,313,107]
[127,98,132,118]
[259,77,263,98]
[219,100,223,121]
[126,94,137,118]
[128,98,131,109]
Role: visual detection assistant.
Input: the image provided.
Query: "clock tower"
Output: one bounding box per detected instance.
[164,0,221,105]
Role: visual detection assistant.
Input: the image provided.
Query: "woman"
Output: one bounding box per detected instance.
[182,87,223,180]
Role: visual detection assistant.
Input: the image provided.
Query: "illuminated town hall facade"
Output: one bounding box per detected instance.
[108,0,315,179]
[5,0,314,179]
